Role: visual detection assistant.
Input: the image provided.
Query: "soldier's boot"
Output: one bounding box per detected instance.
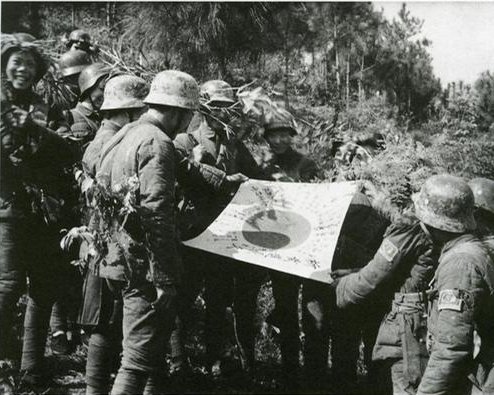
[143,374,165,395]
[110,368,147,395]
[86,332,114,395]
[20,297,51,377]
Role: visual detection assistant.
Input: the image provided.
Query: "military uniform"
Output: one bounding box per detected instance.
[259,146,320,182]
[98,113,181,394]
[257,144,321,384]
[65,101,101,157]
[82,119,121,177]
[0,77,76,373]
[336,220,436,394]
[302,192,390,393]
[78,119,126,394]
[417,235,494,395]
[173,119,266,371]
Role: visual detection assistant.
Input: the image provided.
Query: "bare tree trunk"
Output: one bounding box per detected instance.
[106,2,111,28]
[71,4,76,28]
[358,54,364,102]
[345,51,350,109]
[333,16,341,100]
[324,53,329,96]
[283,14,290,109]
[284,49,290,108]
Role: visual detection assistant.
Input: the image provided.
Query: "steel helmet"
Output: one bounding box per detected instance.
[100,75,149,111]
[200,80,235,107]
[68,29,91,45]
[1,34,49,82]
[143,70,199,110]
[78,63,111,97]
[58,50,92,78]
[468,178,494,215]
[263,107,297,136]
[413,174,476,233]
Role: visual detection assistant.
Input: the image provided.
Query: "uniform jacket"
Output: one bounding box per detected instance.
[417,234,494,395]
[261,146,320,182]
[336,220,437,364]
[336,221,435,309]
[65,101,101,158]
[78,119,125,327]
[173,120,265,238]
[82,119,122,177]
[98,114,181,288]
[175,120,264,178]
[1,81,75,222]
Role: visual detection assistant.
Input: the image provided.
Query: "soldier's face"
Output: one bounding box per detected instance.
[265,129,292,154]
[70,41,90,52]
[89,78,107,110]
[175,109,194,135]
[6,51,37,90]
[205,102,233,134]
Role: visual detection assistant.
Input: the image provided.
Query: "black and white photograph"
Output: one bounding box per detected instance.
[1,1,494,394]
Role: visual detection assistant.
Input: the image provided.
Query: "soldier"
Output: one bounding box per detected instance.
[469,177,494,235]
[332,176,446,394]
[415,175,494,395]
[47,55,98,356]
[258,109,320,388]
[82,74,149,176]
[96,70,198,394]
[57,49,92,106]
[66,29,93,54]
[78,75,149,395]
[259,108,320,182]
[0,34,76,391]
[173,79,265,379]
[65,63,111,157]
[302,188,392,394]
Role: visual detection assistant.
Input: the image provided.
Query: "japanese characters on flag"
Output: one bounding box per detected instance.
[183,180,358,283]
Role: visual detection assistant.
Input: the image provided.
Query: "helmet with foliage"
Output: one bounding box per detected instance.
[263,107,297,136]
[67,29,91,47]
[78,63,111,97]
[413,174,476,233]
[143,70,199,110]
[100,75,149,111]
[200,80,235,107]
[59,50,92,78]
[468,177,494,215]
[1,34,49,82]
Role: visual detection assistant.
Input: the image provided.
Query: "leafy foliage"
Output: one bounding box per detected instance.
[60,174,140,274]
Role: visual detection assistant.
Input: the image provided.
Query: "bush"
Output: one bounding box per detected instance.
[474,71,494,133]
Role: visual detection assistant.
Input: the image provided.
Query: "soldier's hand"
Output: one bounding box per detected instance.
[359,180,386,203]
[9,106,33,129]
[152,284,177,311]
[192,144,207,163]
[330,268,359,278]
[226,173,249,184]
[2,108,18,129]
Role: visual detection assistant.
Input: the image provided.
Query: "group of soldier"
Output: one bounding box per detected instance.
[1,29,494,395]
